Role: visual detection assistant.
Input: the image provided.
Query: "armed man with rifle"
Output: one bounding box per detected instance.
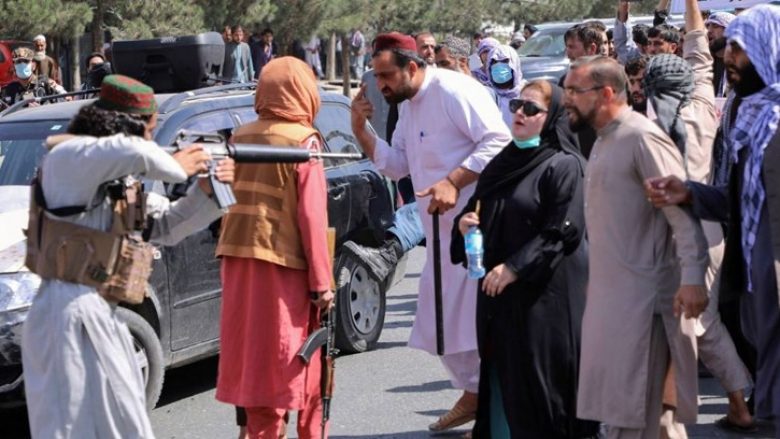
[215,57,337,439]
[21,74,236,438]
[1,47,66,108]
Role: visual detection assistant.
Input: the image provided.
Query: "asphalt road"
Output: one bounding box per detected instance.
[1,247,776,438]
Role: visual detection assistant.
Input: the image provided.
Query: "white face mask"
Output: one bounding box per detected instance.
[14,62,33,79]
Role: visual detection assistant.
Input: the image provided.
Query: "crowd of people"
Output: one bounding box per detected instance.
[346,0,780,438]
[10,0,780,438]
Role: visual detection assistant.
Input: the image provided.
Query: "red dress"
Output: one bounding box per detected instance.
[216,155,331,410]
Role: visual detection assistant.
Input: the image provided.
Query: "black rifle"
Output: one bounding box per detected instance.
[164,130,363,210]
[298,305,337,438]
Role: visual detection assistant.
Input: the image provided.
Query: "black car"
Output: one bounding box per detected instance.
[0,84,404,408]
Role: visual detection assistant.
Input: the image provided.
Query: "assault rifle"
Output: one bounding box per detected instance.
[163,130,363,210]
[298,228,338,439]
[298,306,337,438]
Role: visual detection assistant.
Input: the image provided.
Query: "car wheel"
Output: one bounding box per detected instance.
[334,252,386,354]
[116,307,165,410]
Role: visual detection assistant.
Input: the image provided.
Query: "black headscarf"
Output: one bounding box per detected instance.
[473,84,581,199]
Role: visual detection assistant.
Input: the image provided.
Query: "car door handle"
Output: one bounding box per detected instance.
[329,184,348,200]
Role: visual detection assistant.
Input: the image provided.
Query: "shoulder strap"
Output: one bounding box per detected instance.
[34,169,119,217]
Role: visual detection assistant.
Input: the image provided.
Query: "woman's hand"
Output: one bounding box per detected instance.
[459,212,479,236]
[481,263,518,297]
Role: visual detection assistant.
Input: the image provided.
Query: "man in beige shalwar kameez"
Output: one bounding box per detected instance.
[563,56,709,439]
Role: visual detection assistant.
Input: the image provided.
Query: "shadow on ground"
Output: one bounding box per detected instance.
[387,380,451,393]
[156,355,219,407]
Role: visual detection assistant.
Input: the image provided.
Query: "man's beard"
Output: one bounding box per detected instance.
[731,62,766,97]
[709,37,727,54]
[631,93,647,114]
[567,106,594,132]
[382,83,413,104]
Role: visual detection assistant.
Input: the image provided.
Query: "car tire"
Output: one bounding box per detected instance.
[334,252,386,354]
[116,307,165,410]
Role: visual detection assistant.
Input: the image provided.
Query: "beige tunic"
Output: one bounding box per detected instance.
[679,29,724,335]
[577,108,709,428]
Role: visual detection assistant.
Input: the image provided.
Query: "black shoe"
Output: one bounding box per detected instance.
[342,240,402,282]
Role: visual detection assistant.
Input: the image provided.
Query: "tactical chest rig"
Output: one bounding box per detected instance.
[25,175,154,304]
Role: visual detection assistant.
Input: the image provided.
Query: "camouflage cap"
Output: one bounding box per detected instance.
[95,74,158,115]
[12,47,34,61]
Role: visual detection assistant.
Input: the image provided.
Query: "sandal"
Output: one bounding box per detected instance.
[715,415,758,433]
[428,393,477,432]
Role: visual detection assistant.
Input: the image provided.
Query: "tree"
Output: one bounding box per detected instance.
[495,0,659,25]
[105,0,206,40]
[0,0,91,40]
[196,0,276,32]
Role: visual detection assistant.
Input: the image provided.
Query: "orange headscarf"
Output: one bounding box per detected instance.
[254,57,320,127]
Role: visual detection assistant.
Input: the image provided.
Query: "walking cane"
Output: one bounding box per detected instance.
[432,211,445,356]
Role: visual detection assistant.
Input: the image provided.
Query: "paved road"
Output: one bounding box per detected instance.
[1,247,775,438]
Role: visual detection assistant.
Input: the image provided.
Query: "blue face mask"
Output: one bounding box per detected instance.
[490,62,513,85]
[512,136,541,149]
[14,62,32,79]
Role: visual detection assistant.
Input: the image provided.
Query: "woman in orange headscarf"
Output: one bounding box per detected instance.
[216,57,333,438]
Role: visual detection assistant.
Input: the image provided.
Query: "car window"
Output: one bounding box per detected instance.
[314,102,363,168]
[0,51,5,63]
[518,29,566,58]
[0,120,68,186]
[180,111,235,137]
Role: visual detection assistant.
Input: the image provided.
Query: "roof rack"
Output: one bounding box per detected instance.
[157,81,257,115]
[0,88,100,118]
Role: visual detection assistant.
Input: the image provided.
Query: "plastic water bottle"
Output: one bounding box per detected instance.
[465,226,486,279]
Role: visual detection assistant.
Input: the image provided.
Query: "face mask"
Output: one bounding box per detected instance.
[15,62,33,79]
[490,62,513,85]
[512,136,541,149]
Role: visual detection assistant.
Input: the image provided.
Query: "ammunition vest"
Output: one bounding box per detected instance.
[25,174,153,304]
[216,120,318,269]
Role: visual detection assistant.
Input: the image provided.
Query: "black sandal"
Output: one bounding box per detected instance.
[715,415,758,433]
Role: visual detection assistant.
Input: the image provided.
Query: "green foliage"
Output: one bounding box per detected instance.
[265,0,329,54]
[196,0,276,32]
[106,0,206,40]
[0,0,92,39]
[496,0,660,25]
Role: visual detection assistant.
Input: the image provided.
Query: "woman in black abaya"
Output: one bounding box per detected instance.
[452,81,598,439]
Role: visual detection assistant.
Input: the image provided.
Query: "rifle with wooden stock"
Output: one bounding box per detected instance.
[297,228,338,438]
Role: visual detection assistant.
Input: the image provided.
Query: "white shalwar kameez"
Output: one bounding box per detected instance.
[22,134,224,439]
[372,68,511,392]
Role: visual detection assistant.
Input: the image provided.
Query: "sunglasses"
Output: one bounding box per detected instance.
[509,99,547,116]
[13,59,31,65]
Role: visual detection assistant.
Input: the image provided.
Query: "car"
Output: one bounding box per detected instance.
[518,15,682,83]
[0,40,33,88]
[0,83,405,409]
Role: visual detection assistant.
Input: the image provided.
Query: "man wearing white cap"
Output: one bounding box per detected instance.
[705,12,736,97]
[32,34,61,85]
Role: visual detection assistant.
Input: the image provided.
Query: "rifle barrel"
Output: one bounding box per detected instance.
[162,144,362,163]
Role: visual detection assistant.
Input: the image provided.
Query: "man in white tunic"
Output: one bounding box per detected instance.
[350,32,511,433]
[21,75,235,439]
